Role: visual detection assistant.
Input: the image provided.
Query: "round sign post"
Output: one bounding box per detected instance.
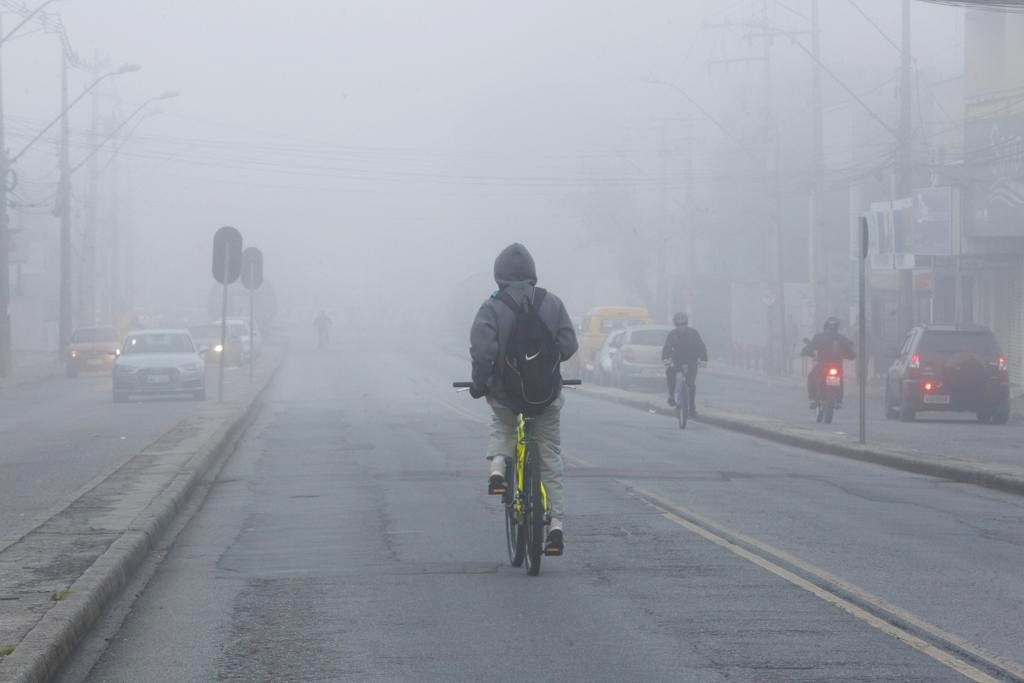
[240,247,264,383]
[212,226,243,402]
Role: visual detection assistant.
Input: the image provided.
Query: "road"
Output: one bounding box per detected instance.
[0,363,259,553]
[614,367,1024,470]
[62,337,1024,682]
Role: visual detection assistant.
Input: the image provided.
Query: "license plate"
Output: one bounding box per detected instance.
[146,375,171,384]
[923,394,950,405]
[825,376,841,387]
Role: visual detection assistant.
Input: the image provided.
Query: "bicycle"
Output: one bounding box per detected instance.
[454,379,581,576]
[670,364,690,430]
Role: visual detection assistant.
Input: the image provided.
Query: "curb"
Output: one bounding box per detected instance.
[579,387,1024,499]
[0,351,286,683]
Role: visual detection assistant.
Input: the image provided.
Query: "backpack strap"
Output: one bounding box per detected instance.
[496,290,521,313]
[496,287,546,313]
[531,288,547,312]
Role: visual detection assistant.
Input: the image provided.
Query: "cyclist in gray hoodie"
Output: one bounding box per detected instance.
[468,243,578,553]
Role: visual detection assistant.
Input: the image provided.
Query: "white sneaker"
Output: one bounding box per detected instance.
[545,517,564,555]
[488,456,507,495]
[489,456,505,476]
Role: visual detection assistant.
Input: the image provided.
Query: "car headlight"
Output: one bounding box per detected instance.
[69,350,78,359]
[181,363,202,372]
[214,344,224,353]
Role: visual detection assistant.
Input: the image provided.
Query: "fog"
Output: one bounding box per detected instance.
[2,0,965,357]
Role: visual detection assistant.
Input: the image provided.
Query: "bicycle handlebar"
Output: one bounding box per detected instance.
[452,379,582,388]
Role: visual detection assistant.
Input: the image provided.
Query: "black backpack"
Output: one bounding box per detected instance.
[497,288,561,416]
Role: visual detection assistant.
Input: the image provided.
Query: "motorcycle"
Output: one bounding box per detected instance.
[802,337,844,425]
[813,362,844,424]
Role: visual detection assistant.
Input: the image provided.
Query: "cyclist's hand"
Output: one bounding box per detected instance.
[662,358,673,368]
[469,384,488,399]
[698,360,708,369]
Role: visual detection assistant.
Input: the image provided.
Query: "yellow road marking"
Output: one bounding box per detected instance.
[635,487,1019,683]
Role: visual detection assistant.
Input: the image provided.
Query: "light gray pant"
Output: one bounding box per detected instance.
[486,395,565,520]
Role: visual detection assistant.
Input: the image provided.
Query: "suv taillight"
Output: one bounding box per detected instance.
[909,353,920,370]
[998,356,1007,372]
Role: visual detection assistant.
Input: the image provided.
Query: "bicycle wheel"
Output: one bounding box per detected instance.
[524,444,545,576]
[677,384,688,429]
[505,459,525,567]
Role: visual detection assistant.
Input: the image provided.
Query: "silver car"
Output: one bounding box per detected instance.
[112,329,207,402]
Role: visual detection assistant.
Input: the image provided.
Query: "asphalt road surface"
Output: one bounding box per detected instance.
[0,364,258,553]
[68,339,1024,682]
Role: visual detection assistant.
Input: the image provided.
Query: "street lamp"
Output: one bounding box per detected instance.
[9,64,141,167]
[71,90,177,175]
[68,91,177,322]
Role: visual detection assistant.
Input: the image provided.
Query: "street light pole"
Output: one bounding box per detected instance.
[0,14,11,377]
[46,61,141,359]
[73,91,176,324]
[58,49,72,359]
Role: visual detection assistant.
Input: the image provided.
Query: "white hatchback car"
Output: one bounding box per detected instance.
[112,329,207,402]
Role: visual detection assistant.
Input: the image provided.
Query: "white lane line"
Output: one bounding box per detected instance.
[633,487,1021,683]
[440,396,1018,680]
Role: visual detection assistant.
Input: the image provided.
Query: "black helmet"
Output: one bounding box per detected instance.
[824,316,840,332]
[673,312,689,326]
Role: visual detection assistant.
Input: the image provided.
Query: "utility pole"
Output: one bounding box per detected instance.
[760,0,787,377]
[80,68,101,328]
[683,118,697,319]
[657,123,669,321]
[809,0,826,329]
[108,108,123,321]
[0,14,11,377]
[58,48,72,359]
[896,0,915,337]
[707,1,791,376]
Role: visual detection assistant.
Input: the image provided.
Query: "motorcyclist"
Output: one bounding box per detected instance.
[662,312,708,416]
[801,316,856,408]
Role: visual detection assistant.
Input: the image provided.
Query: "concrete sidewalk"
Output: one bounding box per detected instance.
[580,383,1024,498]
[704,361,884,398]
[0,353,63,390]
[0,345,287,683]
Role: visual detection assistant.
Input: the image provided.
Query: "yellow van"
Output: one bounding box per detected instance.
[574,306,654,377]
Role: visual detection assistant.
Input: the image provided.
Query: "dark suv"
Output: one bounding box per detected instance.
[884,324,1010,424]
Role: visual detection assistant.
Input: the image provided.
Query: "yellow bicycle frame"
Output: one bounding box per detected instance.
[514,413,548,518]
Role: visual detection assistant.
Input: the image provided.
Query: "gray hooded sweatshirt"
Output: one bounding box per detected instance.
[470,243,578,408]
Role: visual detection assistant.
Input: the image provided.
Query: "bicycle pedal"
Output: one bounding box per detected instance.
[488,475,507,495]
[544,544,563,557]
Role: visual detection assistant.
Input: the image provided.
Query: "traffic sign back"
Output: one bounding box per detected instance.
[212,226,243,284]
[241,247,264,291]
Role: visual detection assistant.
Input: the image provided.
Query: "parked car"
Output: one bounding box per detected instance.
[574,306,653,380]
[112,329,206,402]
[883,324,1010,424]
[593,329,626,386]
[66,326,120,377]
[608,325,673,390]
